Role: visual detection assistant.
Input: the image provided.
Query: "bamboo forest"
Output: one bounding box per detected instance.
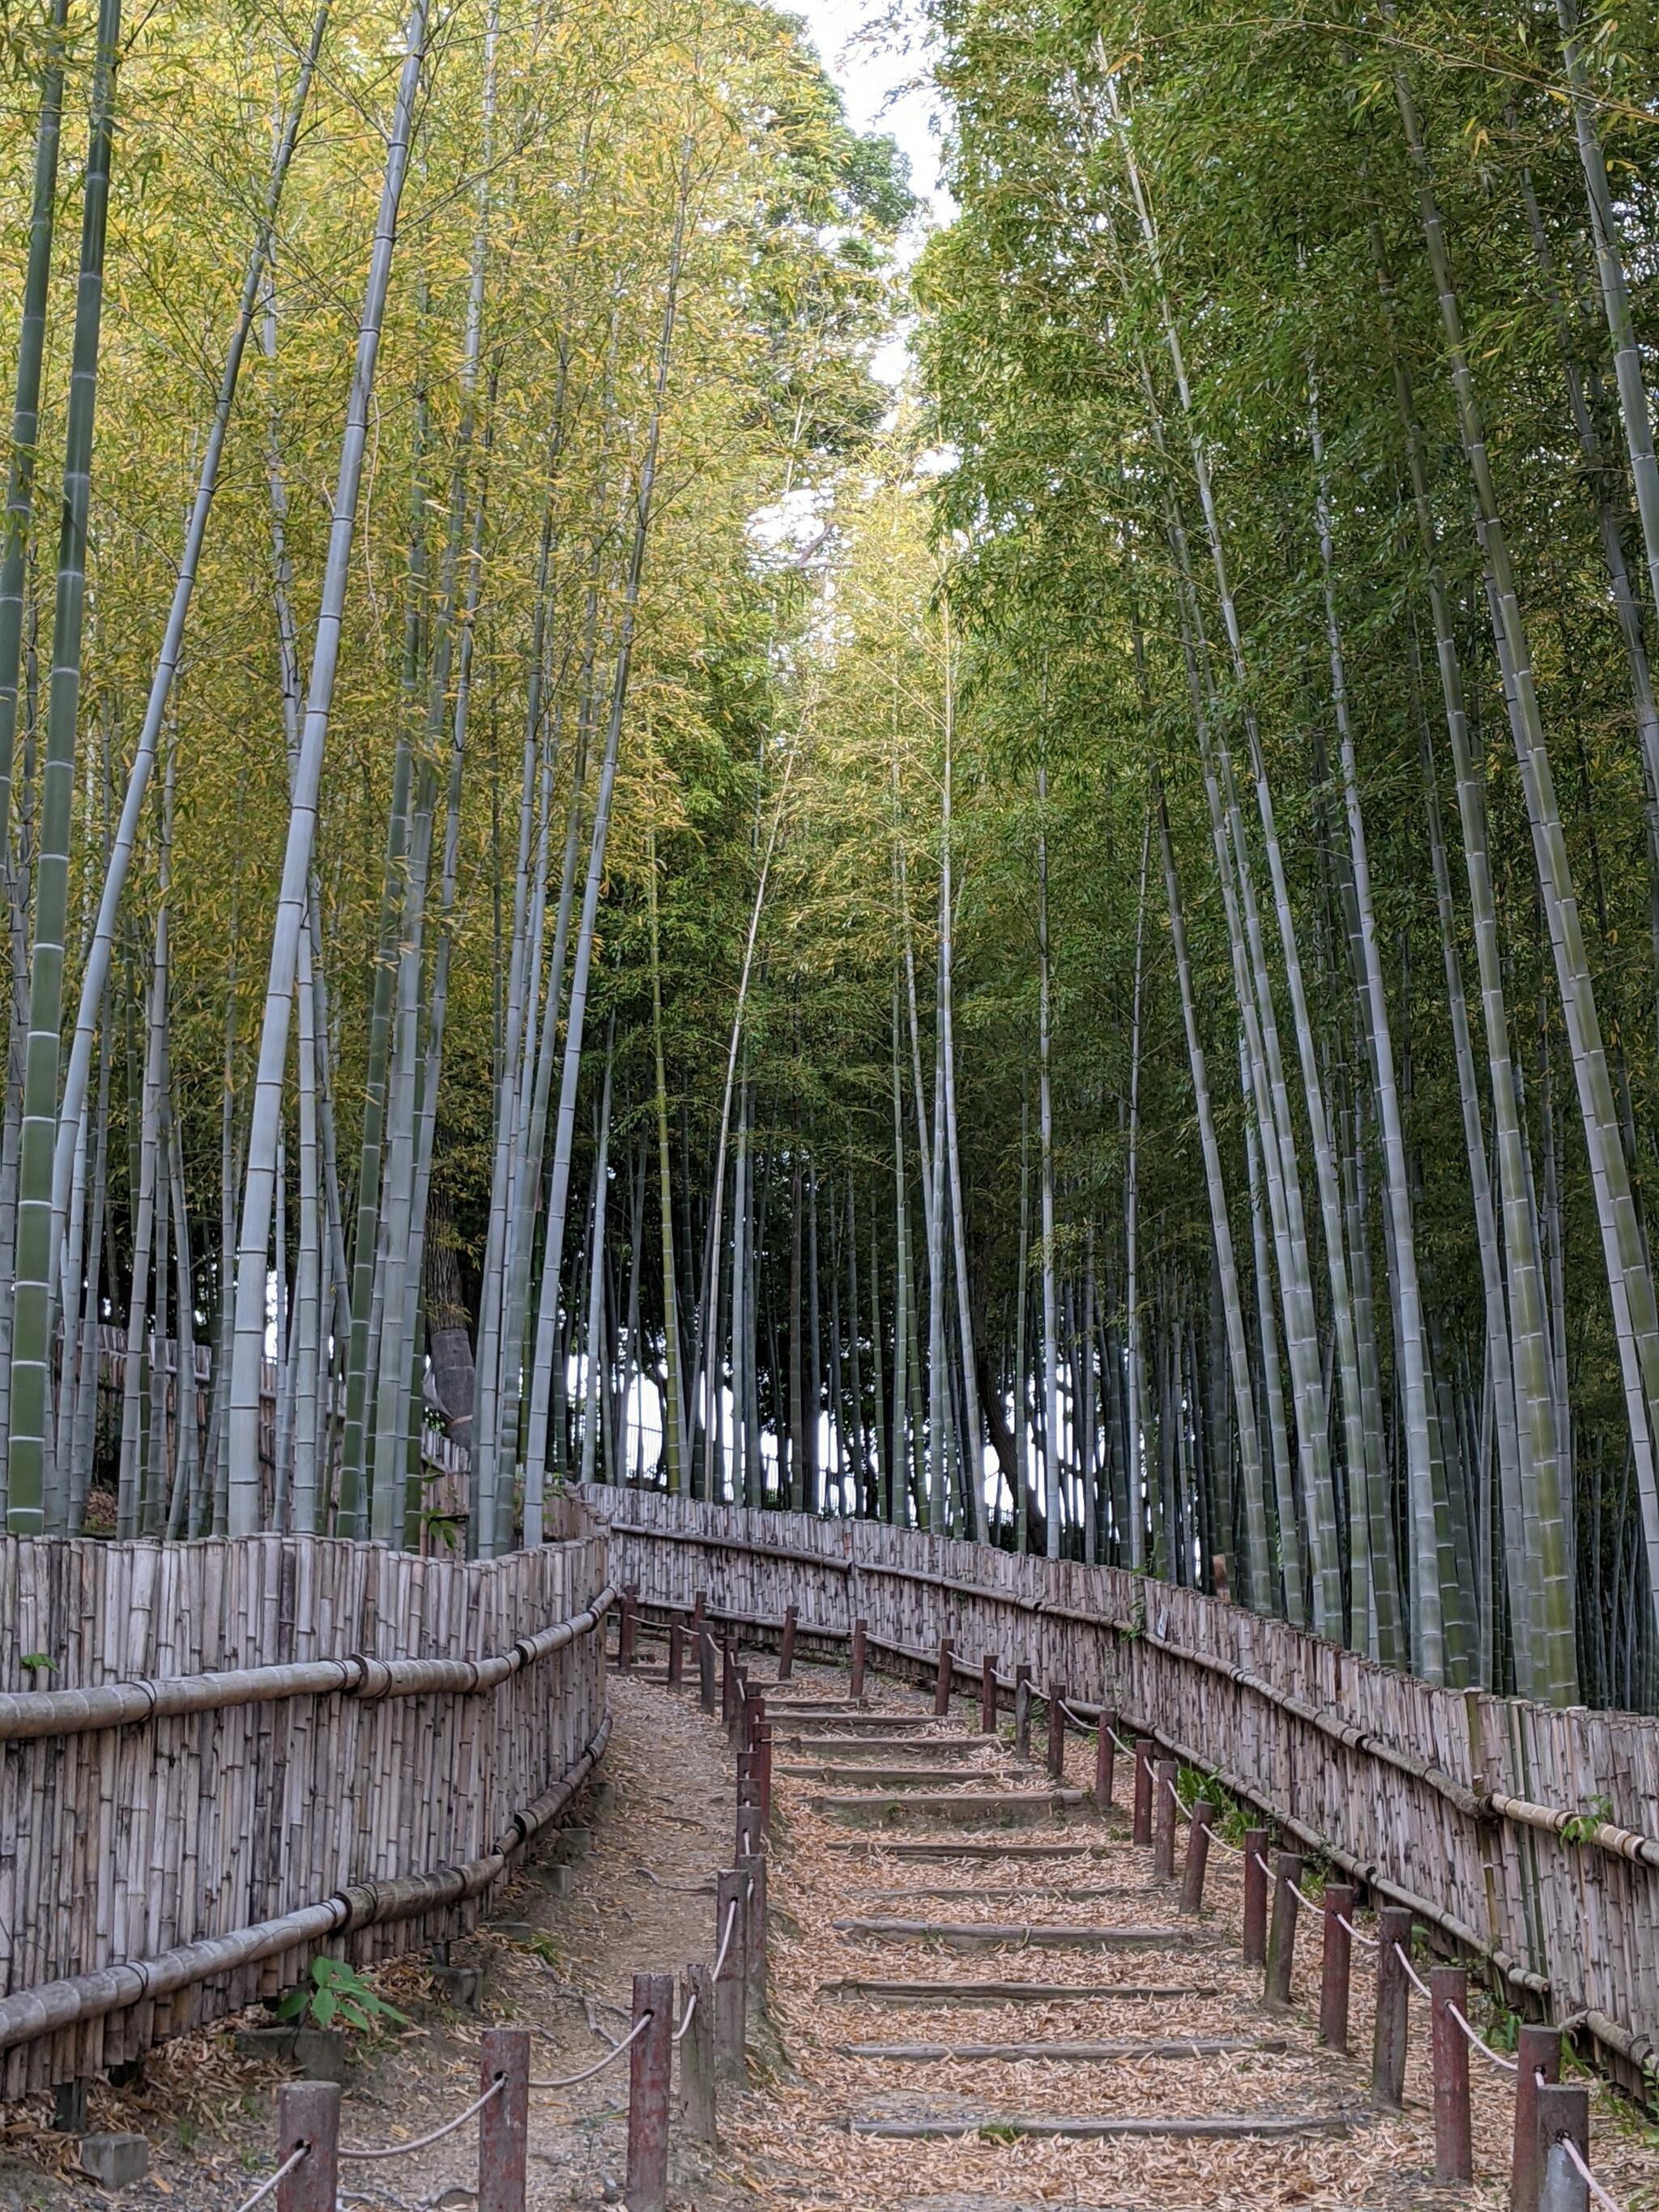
[1,0,1658,1722]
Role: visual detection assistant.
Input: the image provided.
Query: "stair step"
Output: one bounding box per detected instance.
[789,1734,1003,1756]
[847,1886,1153,1907]
[817,1979,1220,2005]
[842,2035,1286,2063]
[828,1839,1128,1861]
[848,2109,1362,2142]
[814,1789,1087,1826]
[834,1916,1201,1950]
[787,1765,1019,1788]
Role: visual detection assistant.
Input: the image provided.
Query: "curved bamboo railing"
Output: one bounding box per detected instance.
[0,1499,610,2099]
[586,1485,1659,2101]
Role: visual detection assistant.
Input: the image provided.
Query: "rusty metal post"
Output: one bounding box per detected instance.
[1241,1827,1270,1966]
[1179,1798,1213,1913]
[1132,1737,1154,1847]
[1153,1758,1179,1879]
[1431,1966,1473,2184]
[619,1586,639,1671]
[625,1972,673,2212]
[850,1616,867,1701]
[1371,1905,1414,2111]
[276,2081,338,2212]
[478,2027,529,2212]
[979,1653,997,1736]
[714,1872,748,2081]
[1013,1664,1033,1759]
[1265,1852,1302,2008]
[1535,2082,1590,2212]
[736,1771,762,1860]
[698,1622,716,1714]
[1094,1711,1116,1812]
[667,1619,684,1690]
[934,1636,954,1716]
[738,1851,767,2012]
[778,1605,798,1681]
[1319,1883,1354,2052]
[1512,2024,1562,2212]
[679,1963,717,2147]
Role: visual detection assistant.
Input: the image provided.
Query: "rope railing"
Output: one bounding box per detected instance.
[1337,1912,1379,1950]
[1446,2000,1520,2075]
[1393,1940,1432,2002]
[531,2011,652,2088]
[338,2076,504,2160]
[1563,2133,1624,2212]
[230,2142,308,2212]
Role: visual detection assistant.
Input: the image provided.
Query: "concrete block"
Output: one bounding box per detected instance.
[552,1826,592,1862]
[78,2133,148,2189]
[587,1780,616,1814]
[431,1962,483,2010]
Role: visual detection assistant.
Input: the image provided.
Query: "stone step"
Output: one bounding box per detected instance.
[828,1839,1128,1861]
[817,1979,1220,2005]
[842,2035,1286,2063]
[813,1788,1088,1826]
[848,2109,1362,2142]
[834,1916,1202,1950]
[788,1734,1003,1756]
[787,1764,1021,1788]
[847,1886,1154,1907]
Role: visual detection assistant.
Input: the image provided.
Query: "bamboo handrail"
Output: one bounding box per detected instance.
[0,1583,616,1742]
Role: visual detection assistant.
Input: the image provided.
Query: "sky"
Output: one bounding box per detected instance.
[784,0,953,246]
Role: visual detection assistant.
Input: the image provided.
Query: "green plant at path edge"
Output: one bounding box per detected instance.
[275,1957,411,2035]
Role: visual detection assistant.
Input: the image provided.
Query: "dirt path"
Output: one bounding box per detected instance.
[2,1644,1653,2212]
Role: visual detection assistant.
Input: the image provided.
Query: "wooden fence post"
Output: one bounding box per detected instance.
[850,1617,867,1702]
[1094,1711,1116,1811]
[979,1653,997,1736]
[1013,1665,1033,1759]
[625,1972,673,2212]
[1132,1739,1154,1847]
[1180,1798,1213,1913]
[1240,1828,1270,1966]
[1153,1758,1179,1879]
[778,1606,797,1681]
[667,1620,684,1690]
[619,1586,639,1671]
[1371,1905,1414,2110]
[478,2027,529,2212]
[1045,1682,1067,1779]
[738,1851,767,2011]
[720,1633,736,1727]
[1265,1852,1302,2008]
[714,1872,748,2081]
[1535,2082,1590,2212]
[276,2080,338,2212]
[934,1637,954,1716]
[1431,1966,1473,2184]
[1511,2024,1562,2212]
[1319,1884,1354,2052]
[680,1963,717,2147]
[698,1622,716,1714]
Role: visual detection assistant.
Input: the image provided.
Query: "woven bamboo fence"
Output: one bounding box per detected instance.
[586,1484,1659,2099]
[0,1496,610,2098]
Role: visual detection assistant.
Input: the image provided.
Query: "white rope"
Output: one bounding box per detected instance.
[531,2011,653,2087]
[1393,1941,1432,2001]
[230,2143,308,2212]
[337,2078,502,2160]
[1162,1774,1190,1822]
[1446,2001,1520,2075]
[1563,2134,1623,2212]
[1337,1912,1379,1950]
[1205,1826,1246,1858]
[1252,1850,1274,1879]
[711,1897,740,1982]
[1289,1877,1323,1913]
[672,1984,700,2044]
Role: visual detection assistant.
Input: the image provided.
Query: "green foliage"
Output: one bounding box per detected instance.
[275,1958,411,2037]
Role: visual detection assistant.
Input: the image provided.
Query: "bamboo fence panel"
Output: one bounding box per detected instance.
[0,1499,608,2097]
[586,1484,1659,2094]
